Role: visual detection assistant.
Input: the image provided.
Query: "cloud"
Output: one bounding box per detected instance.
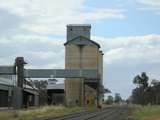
[93,34,160,65]
[0,0,125,68]
[1,33,160,70]
[138,0,160,8]
[0,0,125,67]
[0,34,65,68]
[83,8,125,20]
[0,0,125,35]
[136,0,160,14]
[0,8,25,37]
[1,32,160,67]
[93,34,160,98]
[93,34,160,99]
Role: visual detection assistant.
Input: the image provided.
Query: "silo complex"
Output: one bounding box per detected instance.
[64,24,103,107]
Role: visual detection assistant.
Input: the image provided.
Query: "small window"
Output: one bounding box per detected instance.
[70,28,73,31]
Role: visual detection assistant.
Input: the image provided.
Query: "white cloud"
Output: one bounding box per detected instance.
[0,0,125,35]
[0,34,65,45]
[0,0,125,68]
[93,34,160,64]
[94,34,160,99]
[1,33,160,69]
[0,34,65,68]
[138,0,160,7]
[136,0,160,14]
[83,9,125,20]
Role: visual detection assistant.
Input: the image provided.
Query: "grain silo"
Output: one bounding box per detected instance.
[64,24,103,107]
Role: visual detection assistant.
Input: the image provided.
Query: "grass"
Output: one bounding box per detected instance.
[0,106,83,120]
[132,105,160,120]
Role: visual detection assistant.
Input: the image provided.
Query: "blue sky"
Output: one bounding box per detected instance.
[87,0,160,37]
[0,0,160,99]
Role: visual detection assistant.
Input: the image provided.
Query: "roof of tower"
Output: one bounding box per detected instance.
[64,36,100,48]
[67,24,91,27]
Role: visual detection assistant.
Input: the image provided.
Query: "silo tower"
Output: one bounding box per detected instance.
[64,24,103,107]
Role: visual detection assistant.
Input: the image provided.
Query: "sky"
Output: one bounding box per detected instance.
[0,0,160,99]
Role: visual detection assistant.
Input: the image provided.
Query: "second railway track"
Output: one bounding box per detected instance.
[48,106,131,120]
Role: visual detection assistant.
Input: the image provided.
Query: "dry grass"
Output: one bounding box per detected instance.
[0,106,82,120]
[133,105,160,120]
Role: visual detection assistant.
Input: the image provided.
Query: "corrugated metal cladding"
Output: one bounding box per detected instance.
[0,90,8,107]
[47,83,64,90]
[67,24,91,41]
[0,66,15,75]
[24,69,98,78]
[0,75,39,108]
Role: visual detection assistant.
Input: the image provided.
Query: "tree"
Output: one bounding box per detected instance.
[132,72,149,105]
[132,72,160,105]
[105,95,114,105]
[151,79,160,86]
[133,72,149,89]
[132,87,145,104]
[151,79,160,104]
[33,80,48,89]
[33,80,48,105]
[114,93,122,104]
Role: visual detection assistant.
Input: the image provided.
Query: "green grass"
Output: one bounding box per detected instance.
[0,106,83,120]
[133,105,160,120]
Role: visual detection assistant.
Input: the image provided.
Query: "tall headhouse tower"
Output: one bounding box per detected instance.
[67,24,91,41]
[64,24,104,107]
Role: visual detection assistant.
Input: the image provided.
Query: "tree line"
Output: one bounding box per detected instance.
[105,93,123,105]
[131,72,160,105]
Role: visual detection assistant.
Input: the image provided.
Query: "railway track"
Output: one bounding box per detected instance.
[47,106,132,120]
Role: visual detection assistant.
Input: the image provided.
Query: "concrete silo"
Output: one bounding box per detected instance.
[64,24,103,107]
